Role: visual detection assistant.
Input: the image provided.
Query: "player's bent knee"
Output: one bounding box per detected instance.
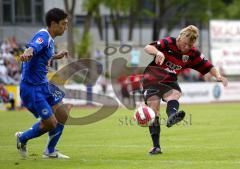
[41,118,58,131]
[48,121,57,130]
[55,111,68,124]
[174,91,182,98]
[163,90,182,101]
[53,104,72,124]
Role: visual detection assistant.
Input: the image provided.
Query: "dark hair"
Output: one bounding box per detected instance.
[45,8,68,27]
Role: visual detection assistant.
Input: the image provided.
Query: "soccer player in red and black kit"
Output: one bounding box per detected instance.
[143,25,228,155]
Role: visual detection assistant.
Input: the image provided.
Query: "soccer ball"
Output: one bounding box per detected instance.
[134,106,156,127]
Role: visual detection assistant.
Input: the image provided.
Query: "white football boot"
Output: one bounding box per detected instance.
[15,132,28,158]
[43,150,70,159]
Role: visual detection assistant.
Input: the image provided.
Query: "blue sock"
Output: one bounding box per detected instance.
[19,121,45,144]
[45,123,64,154]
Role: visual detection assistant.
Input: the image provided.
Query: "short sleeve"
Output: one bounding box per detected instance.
[189,50,213,75]
[26,31,49,54]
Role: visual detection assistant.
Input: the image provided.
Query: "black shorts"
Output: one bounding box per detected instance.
[142,81,181,104]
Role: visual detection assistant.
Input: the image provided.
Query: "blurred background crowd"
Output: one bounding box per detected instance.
[0,0,240,108]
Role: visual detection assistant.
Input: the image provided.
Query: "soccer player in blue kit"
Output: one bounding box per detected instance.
[15,8,71,159]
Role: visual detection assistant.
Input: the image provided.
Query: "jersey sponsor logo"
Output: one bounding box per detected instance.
[164,68,176,74]
[182,55,189,63]
[165,61,182,70]
[36,37,44,44]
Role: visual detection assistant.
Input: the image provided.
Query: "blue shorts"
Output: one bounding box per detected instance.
[20,82,65,119]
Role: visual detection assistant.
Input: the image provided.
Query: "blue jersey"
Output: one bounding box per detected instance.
[21,29,55,85]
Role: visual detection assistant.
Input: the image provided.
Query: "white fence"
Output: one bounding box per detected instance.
[63,82,240,105]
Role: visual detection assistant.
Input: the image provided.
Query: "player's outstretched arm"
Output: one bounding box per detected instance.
[52,49,69,60]
[209,67,228,87]
[20,47,34,62]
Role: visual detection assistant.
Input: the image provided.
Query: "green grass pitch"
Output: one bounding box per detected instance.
[0,103,240,169]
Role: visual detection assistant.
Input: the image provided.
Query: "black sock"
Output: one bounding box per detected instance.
[149,116,160,148]
[166,100,179,117]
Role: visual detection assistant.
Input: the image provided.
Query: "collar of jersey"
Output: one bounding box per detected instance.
[38,28,54,42]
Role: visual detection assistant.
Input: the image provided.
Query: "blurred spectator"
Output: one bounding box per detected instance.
[117,74,131,104]
[94,49,105,72]
[0,36,22,84]
[0,83,15,110]
[0,59,8,81]
[9,36,19,50]
[181,68,192,81]
[129,72,143,106]
[0,59,18,84]
[180,69,204,82]
[1,39,11,54]
[2,48,14,61]
[97,74,107,95]
[6,59,20,81]
[94,49,105,61]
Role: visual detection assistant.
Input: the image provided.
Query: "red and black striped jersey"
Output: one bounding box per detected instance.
[143,37,213,83]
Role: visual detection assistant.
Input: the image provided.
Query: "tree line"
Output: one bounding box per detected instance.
[63,0,238,58]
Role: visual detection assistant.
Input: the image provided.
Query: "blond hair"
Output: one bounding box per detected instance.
[178,25,199,43]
